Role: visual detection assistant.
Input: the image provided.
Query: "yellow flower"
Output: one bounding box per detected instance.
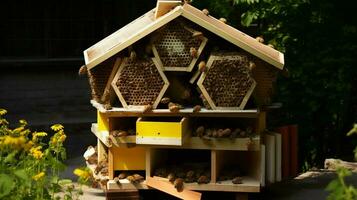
[24,141,34,151]
[58,134,67,142]
[30,146,43,159]
[32,172,45,181]
[51,137,57,145]
[13,127,24,133]
[2,135,26,149]
[51,124,64,131]
[19,119,27,126]
[34,132,47,137]
[0,109,7,116]
[73,168,91,181]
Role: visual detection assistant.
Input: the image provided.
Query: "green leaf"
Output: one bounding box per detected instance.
[13,169,29,181]
[58,179,73,185]
[0,174,15,198]
[241,11,255,27]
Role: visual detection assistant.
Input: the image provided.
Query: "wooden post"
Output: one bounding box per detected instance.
[108,147,114,179]
[97,138,107,163]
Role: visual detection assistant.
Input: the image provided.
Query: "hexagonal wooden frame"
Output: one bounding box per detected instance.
[111,57,169,109]
[197,54,256,110]
[152,22,208,72]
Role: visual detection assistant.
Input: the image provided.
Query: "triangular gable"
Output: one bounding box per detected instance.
[84,6,183,69]
[181,4,284,70]
[84,4,284,70]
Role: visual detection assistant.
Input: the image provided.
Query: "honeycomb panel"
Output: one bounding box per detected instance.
[153,19,207,71]
[197,54,256,110]
[112,58,169,108]
[88,58,116,102]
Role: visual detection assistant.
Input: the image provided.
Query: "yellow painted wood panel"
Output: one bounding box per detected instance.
[137,121,182,138]
[112,147,146,170]
[97,111,109,131]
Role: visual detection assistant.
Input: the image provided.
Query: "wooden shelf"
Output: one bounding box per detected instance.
[91,100,259,118]
[107,177,260,192]
[91,123,136,147]
[91,124,260,151]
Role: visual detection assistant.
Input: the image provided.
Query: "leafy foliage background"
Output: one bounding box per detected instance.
[192,0,357,169]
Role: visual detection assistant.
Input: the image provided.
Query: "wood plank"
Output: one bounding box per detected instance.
[181,4,284,69]
[91,100,260,118]
[155,0,182,19]
[85,7,182,69]
[97,138,107,163]
[108,147,114,179]
[107,176,260,192]
[101,57,122,103]
[146,177,202,200]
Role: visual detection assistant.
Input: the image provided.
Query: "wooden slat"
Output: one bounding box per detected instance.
[84,7,183,69]
[181,4,284,69]
[155,0,182,19]
[91,100,260,118]
[146,177,202,200]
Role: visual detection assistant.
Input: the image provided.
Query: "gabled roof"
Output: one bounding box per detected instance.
[84,4,284,70]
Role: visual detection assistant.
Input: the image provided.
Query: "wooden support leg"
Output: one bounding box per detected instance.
[235,193,248,200]
[97,138,107,163]
[108,147,114,179]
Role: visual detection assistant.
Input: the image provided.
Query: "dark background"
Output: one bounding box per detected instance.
[0,0,156,127]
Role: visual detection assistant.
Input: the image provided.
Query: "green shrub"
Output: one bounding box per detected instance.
[0,108,82,200]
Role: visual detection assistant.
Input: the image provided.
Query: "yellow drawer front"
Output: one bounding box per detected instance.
[136,118,188,146]
[112,147,146,170]
[137,121,182,138]
[97,111,109,131]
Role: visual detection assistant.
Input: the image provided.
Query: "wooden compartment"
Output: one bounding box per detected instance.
[211,150,261,192]
[136,117,190,146]
[146,148,211,182]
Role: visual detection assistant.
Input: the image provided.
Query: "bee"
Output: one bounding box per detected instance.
[113,177,121,185]
[197,175,210,184]
[219,18,227,24]
[167,173,175,183]
[256,36,264,43]
[129,51,137,61]
[232,176,243,184]
[160,97,170,104]
[192,31,203,38]
[198,61,206,72]
[222,128,232,137]
[118,131,128,137]
[267,44,275,49]
[104,103,112,110]
[193,105,201,113]
[133,174,144,182]
[143,104,153,113]
[168,102,181,113]
[118,172,127,179]
[196,126,205,137]
[202,9,209,16]
[126,175,135,183]
[190,47,198,58]
[78,65,87,76]
[249,61,256,71]
[174,178,184,192]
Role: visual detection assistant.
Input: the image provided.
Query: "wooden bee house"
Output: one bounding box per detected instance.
[81,1,285,200]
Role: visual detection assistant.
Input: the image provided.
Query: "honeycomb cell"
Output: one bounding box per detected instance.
[112,58,169,109]
[197,53,256,110]
[152,19,207,72]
